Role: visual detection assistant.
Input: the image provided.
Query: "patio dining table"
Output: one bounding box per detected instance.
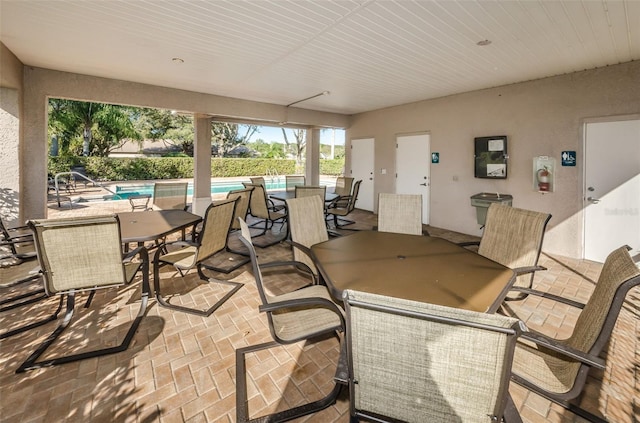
[269,190,339,203]
[117,209,201,246]
[311,230,515,313]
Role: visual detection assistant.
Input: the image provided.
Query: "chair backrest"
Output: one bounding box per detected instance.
[344,289,521,423]
[286,195,329,273]
[195,198,237,262]
[567,245,640,371]
[479,203,551,290]
[28,215,127,295]
[226,188,252,230]
[250,176,266,187]
[244,183,270,219]
[294,185,326,200]
[152,182,188,211]
[377,193,423,235]
[345,180,362,212]
[333,176,354,197]
[285,175,306,192]
[237,217,273,307]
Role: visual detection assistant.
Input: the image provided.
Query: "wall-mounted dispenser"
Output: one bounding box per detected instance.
[533,156,555,193]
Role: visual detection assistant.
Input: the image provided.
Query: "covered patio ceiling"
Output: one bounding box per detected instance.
[1,0,638,116]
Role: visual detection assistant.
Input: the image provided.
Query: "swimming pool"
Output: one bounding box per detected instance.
[110,179,333,200]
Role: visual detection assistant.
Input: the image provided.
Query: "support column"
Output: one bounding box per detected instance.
[192,115,212,216]
[0,88,21,223]
[305,128,321,186]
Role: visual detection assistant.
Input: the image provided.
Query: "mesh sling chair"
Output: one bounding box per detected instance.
[17,215,150,373]
[509,245,640,423]
[151,181,188,211]
[235,217,346,423]
[1,216,36,260]
[0,254,61,340]
[333,176,354,199]
[242,183,287,248]
[294,184,326,199]
[153,198,244,316]
[285,175,306,191]
[326,179,362,229]
[459,203,551,301]
[284,195,340,284]
[200,187,252,274]
[343,289,524,423]
[377,193,427,236]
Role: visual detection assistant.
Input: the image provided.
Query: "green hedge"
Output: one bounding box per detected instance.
[48,157,307,181]
[320,159,345,176]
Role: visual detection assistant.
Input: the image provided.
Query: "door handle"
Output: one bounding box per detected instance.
[420,183,427,186]
[587,196,600,204]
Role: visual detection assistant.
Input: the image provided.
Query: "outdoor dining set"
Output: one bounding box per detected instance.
[1,177,638,423]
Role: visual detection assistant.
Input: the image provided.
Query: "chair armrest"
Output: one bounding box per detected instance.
[327,229,342,238]
[520,331,605,369]
[122,245,149,263]
[259,297,345,326]
[509,287,586,309]
[260,259,318,285]
[512,265,547,276]
[457,241,480,247]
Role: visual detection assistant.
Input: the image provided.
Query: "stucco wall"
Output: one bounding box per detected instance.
[347,61,640,258]
[0,43,23,224]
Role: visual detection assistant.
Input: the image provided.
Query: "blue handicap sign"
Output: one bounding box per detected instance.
[431,152,439,163]
[561,151,576,166]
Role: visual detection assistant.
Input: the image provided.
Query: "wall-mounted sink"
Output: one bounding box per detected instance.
[470,192,513,201]
[470,193,513,225]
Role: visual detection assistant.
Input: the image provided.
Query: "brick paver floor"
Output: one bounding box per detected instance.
[0,192,638,422]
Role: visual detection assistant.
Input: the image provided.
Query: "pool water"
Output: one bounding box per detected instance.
[110,179,333,200]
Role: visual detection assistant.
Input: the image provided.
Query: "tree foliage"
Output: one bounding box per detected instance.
[134,108,194,155]
[211,122,258,157]
[281,128,306,165]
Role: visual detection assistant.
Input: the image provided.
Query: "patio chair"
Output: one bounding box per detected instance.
[199,188,252,274]
[1,216,36,260]
[235,217,345,423]
[459,203,551,300]
[343,289,524,423]
[286,174,306,191]
[283,195,341,283]
[151,181,188,211]
[16,215,150,373]
[294,184,326,199]
[242,183,287,248]
[0,254,62,340]
[326,179,362,229]
[249,176,266,187]
[333,176,354,198]
[153,198,244,316]
[509,245,640,423]
[377,193,427,235]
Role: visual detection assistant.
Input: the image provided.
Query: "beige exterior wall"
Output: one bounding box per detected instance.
[19,66,350,220]
[0,43,24,224]
[346,60,640,257]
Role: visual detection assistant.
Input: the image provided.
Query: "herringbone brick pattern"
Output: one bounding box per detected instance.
[0,198,638,423]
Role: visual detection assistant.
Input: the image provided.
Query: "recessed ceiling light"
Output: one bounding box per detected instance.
[476,40,492,46]
[172,57,184,63]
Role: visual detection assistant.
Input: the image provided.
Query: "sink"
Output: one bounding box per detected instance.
[470,192,513,201]
[470,193,513,225]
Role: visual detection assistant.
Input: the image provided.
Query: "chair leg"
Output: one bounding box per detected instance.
[1,295,64,340]
[16,279,150,373]
[236,341,343,423]
[153,252,243,317]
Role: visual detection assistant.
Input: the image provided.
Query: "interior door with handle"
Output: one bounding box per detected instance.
[396,133,430,224]
[584,119,640,262]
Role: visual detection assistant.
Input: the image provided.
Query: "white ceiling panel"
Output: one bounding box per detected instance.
[1,0,638,115]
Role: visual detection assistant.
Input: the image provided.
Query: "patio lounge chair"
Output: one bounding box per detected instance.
[153,198,244,316]
[17,215,150,373]
[376,193,427,235]
[509,245,640,423]
[235,217,345,423]
[459,203,551,300]
[343,289,523,423]
[326,179,362,229]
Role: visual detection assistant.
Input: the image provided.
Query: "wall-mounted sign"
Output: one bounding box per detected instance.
[561,151,576,166]
[474,135,508,179]
[431,152,440,163]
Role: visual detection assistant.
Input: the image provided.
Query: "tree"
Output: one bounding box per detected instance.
[48,99,141,157]
[135,108,194,155]
[211,122,258,157]
[281,128,306,165]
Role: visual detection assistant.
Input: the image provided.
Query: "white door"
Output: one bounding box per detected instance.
[396,134,430,224]
[350,138,375,211]
[584,118,640,262]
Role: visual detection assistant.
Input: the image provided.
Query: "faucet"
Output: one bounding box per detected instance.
[496,192,500,199]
